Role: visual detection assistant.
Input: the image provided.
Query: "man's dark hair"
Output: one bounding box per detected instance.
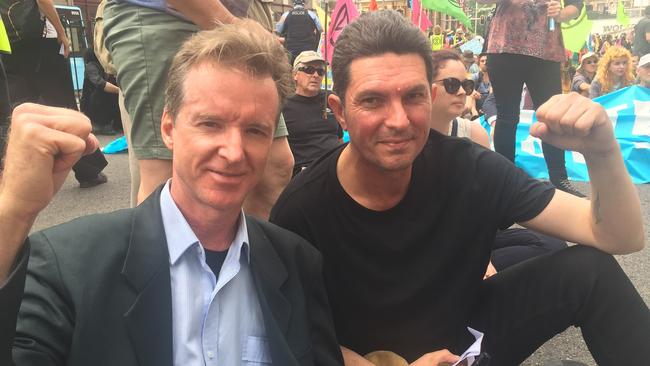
[430,49,462,79]
[645,5,650,16]
[331,10,433,103]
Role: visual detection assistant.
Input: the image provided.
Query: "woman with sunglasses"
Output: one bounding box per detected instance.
[429,50,569,279]
[571,52,598,97]
[589,46,635,99]
[483,0,585,197]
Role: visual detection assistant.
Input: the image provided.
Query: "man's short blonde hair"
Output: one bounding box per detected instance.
[165,19,293,119]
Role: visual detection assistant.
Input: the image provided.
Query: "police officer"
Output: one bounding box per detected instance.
[276,0,322,64]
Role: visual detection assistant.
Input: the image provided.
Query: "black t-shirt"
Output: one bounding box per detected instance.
[283,91,342,169]
[634,18,650,56]
[270,131,554,361]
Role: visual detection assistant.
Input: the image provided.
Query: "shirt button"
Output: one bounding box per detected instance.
[207,351,214,359]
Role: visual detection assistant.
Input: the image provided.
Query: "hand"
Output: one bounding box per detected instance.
[531,93,617,157]
[0,103,97,220]
[410,349,460,366]
[471,90,481,100]
[57,33,71,58]
[484,261,497,279]
[546,0,562,19]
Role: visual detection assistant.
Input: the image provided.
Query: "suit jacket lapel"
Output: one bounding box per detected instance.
[121,188,173,366]
[247,217,294,363]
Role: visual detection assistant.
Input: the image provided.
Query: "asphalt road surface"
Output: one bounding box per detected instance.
[30,135,650,366]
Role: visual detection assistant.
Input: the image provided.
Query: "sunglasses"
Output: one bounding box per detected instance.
[584,60,598,65]
[433,77,475,94]
[298,66,325,76]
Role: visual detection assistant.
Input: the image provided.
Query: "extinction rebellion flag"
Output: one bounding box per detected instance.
[324,0,359,64]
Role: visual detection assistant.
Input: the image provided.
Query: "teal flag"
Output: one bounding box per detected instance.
[421,0,472,29]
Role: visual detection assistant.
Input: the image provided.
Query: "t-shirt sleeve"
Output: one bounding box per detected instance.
[474,149,555,229]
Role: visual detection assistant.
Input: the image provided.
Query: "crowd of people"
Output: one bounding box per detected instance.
[0,1,649,366]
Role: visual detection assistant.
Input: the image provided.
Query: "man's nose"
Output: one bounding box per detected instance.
[219,129,245,163]
[384,99,409,130]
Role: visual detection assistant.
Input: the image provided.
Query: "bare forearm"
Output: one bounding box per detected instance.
[586,146,644,254]
[167,0,237,30]
[103,82,119,94]
[0,200,34,281]
[36,0,65,36]
[558,5,579,22]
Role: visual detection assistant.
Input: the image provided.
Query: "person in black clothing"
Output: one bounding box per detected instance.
[2,5,108,188]
[283,51,342,176]
[633,6,650,56]
[271,10,650,366]
[276,0,322,64]
[80,48,121,135]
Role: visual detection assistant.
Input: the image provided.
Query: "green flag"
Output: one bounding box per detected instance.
[561,5,592,53]
[617,0,630,25]
[421,0,472,29]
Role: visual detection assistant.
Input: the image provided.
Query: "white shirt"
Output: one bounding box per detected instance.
[160,182,271,365]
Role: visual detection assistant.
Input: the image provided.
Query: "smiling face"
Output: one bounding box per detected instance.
[294,60,325,97]
[609,57,629,79]
[431,59,469,125]
[161,63,278,216]
[329,53,433,173]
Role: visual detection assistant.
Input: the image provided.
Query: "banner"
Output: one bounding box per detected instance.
[411,0,432,32]
[324,0,359,64]
[421,0,472,29]
[480,86,650,184]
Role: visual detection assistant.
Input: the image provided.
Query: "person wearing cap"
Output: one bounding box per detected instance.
[283,51,342,176]
[636,53,650,87]
[571,52,598,97]
[461,50,479,74]
[276,0,323,65]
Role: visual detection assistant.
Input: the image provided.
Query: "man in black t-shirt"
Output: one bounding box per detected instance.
[633,6,650,56]
[283,51,342,176]
[271,10,650,366]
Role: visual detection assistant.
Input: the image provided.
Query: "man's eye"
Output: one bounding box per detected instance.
[361,97,381,107]
[406,92,426,102]
[247,128,269,137]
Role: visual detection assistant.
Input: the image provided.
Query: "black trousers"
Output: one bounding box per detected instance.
[2,38,107,182]
[469,246,650,365]
[488,53,568,181]
[492,228,567,270]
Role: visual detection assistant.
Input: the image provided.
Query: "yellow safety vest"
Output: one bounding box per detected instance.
[0,18,10,53]
[430,34,443,51]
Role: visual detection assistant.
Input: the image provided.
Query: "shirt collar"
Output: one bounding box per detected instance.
[160,180,250,266]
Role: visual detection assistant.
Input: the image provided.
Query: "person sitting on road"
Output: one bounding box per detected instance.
[590,46,635,98]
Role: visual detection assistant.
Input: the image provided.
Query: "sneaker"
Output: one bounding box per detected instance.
[79,172,108,188]
[551,178,587,198]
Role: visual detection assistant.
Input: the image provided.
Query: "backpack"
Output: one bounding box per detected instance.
[0,0,44,44]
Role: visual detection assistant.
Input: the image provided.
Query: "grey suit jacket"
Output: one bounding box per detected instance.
[0,187,343,366]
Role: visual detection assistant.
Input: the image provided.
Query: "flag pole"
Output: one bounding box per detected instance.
[323,0,329,119]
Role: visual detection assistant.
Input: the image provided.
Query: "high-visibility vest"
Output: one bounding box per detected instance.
[430,34,443,51]
[0,18,10,53]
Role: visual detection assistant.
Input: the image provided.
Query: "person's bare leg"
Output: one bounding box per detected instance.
[243,136,293,219]
[118,92,140,207]
[137,159,172,204]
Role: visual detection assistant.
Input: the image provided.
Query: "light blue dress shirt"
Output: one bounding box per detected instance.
[160,182,271,365]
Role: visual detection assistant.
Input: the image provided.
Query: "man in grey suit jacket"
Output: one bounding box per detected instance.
[0,20,343,366]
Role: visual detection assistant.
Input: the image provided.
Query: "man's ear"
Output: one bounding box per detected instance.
[328,93,347,131]
[161,109,174,150]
